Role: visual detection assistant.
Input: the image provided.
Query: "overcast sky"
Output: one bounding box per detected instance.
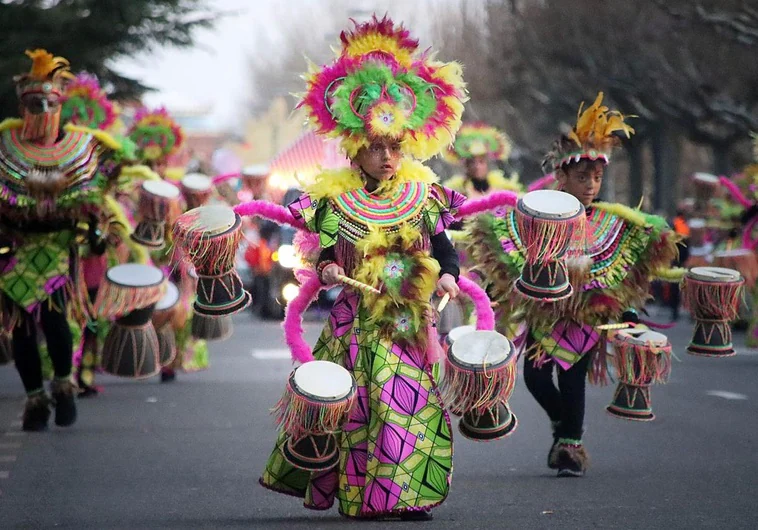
[113,0,464,131]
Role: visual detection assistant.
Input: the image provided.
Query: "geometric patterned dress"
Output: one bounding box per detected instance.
[261,173,462,517]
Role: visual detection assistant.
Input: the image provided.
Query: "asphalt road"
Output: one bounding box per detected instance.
[0,306,756,529]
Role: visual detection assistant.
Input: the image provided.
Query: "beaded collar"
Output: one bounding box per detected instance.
[333,181,428,228]
[0,128,95,169]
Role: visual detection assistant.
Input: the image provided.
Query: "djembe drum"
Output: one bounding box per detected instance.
[606,328,672,421]
[683,267,744,357]
[514,190,585,301]
[152,281,180,367]
[685,219,712,268]
[173,205,251,317]
[440,330,518,441]
[713,249,758,290]
[191,313,233,341]
[95,264,166,378]
[131,180,181,249]
[274,360,357,471]
[181,173,214,210]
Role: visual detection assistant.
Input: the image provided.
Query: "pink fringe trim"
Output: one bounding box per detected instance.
[458,276,495,331]
[282,269,323,363]
[454,190,518,220]
[743,216,758,250]
[719,176,752,209]
[233,200,306,229]
[211,172,239,185]
[528,174,557,192]
[294,230,320,261]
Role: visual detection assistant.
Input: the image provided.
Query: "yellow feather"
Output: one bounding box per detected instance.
[64,124,122,151]
[0,118,23,133]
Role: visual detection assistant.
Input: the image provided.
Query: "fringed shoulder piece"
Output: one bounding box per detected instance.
[64,123,122,151]
[462,211,524,330]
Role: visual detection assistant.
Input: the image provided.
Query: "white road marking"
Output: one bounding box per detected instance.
[0,456,16,463]
[706,390,748,400]
[251,349,292,360]
[3,432,24,437]
[9,421,21,428]
[0,443,20,450]
[0,471,8,479]
[145,397,158,403]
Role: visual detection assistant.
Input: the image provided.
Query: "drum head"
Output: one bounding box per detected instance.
[182,173,212,191]
[178,205,236,236]
[693,172,719,185]
[106,263,164,287]
[450,330,513,369]
[143,179,181,199]
[713,249,753,258]
[617,328,668,347]
[688,266,742,282]
[155,282,180,311]
[520,190,582,219]
[448,325,476,344]
[293,360,353,401]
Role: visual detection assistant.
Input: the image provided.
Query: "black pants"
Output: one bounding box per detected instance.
[523,340,593,440]
[9,290,73,394]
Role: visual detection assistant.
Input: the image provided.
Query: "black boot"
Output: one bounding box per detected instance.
[51,379,78,427]
[160,368,176,383]
[547,421,560,469]
[556,439,589,478]
[22,392,51,432]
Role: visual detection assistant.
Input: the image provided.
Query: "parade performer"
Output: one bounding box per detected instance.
[0,50,131,430]
[465,93,680,477]
[445,122,522,198]
[235,15,468,519]
[61,72,149,395]
[127,107,209,380]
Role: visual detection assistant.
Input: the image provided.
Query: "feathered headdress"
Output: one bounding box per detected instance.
[298,14,468,160]
[61,72,118,130]
[447,122,511,163]
[14,49,75,97]
[544,92,634,171]
[127,107,184,162]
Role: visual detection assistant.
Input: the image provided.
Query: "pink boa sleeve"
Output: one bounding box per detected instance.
[454,190,518,220]
[720,176,753,209]
[282,269,324,363]
[458,276,495,331]
[528,173,557,192]
[233,200,306,229]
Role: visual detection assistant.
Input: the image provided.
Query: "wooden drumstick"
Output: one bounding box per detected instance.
[437,293,451,312]
[336,274,381,295]
[595,323,632,331]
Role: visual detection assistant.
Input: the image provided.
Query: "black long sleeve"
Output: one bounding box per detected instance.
[430,231,459,281]
[317,245,337,267]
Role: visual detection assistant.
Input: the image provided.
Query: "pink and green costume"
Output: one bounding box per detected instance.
[260,167,464,518]
[465,202,679,371]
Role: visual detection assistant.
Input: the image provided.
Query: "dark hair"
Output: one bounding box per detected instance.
[542,135,579,174]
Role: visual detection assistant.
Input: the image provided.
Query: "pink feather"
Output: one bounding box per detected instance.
[282,269,323,363]
[719,176,753,209]
[455,190,518,220]
[528,174,557,192]
[212,172,240,185]
[458,276,495,331]
[294,230,320,260]
[233,200,306,229]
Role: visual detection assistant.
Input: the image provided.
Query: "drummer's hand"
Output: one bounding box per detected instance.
[436,273,459,298]
[321,263,345,285]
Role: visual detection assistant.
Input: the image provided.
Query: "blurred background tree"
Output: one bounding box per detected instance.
[0,0,218,118]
